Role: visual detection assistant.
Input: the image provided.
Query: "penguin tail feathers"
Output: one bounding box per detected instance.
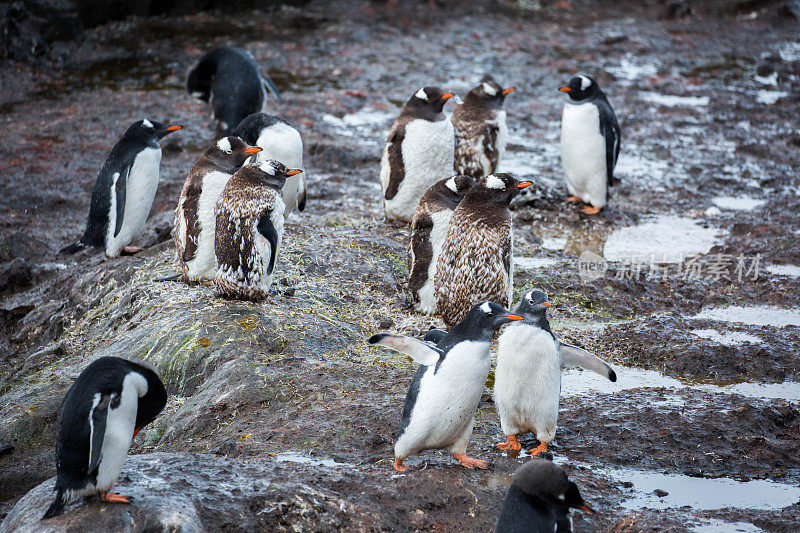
[58,241,86,255]
[154,273,183,283]
[42,490,64,520]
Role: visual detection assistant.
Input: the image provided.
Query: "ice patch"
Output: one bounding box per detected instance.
[691,519,763,533]
[514,256,558,270]
[711,196,765,211]
[603,216,721,263]
[606,57,658,82]
[541,237,567,251]
[690,329,763,346]
[755,90,788,105]
[693,306,800,327]
[765,264,800,278]
[641,93,710,107]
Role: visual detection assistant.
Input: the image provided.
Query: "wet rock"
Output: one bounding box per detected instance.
[0,258,33,295]
[653,488,669,497]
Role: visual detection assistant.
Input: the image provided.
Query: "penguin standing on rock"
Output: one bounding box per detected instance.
[42,357,167,519]
[409,175,475,314]
[369,301,523,471]
[187,46,282,136]
[214,159,302,301]
[380,86,456,223]
[452,75,514,178]
[495,290,616,457]
[59,119,182,258]
[174,136,262,283]
[496,459,595,533]
[434,173,532,327]
[559,75,620,215]
[233,112,307,215]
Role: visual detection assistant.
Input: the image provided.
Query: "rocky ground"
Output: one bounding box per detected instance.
[1,0,800,531]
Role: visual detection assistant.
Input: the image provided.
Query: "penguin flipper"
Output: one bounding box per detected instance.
[88,393,112,475]
[256,213,279,275]
[423,329,447,344]
[368,333,441,367]
[297,174,307,212]
[42,489,65,520]
[113,165,132,238]
[263,75,282,103]
[560,342,617,382]
[59,241,86,255]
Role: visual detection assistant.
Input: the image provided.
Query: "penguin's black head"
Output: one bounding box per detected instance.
[558,75,600,101]
[452,301,523,341]
[126,119,183,142]
[207,136,262,170]
[513,459,595,513]
[405,86,455,114]
[515,289,552,317]
[465,75,515,108]
[476,173,533,206]
[440,174,476,201]
[252,159,303,188]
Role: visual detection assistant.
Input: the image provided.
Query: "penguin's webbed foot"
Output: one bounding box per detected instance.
[566,195,582,203]
[101,492,132,504]
[200,280,214,286]
[580,205,601,215]
[393,457,413,472]
[497,434,522,452]
[453,454,488,470]
[121,246,143,255]
[528,442,549,458]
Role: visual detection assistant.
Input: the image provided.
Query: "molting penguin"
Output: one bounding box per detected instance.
[186,46,282,136]
[434,173,532,327]
[379,86,456,223]
[496,459,595,533]
[233,112,307,215]
[174,136,261,283]
[452,75,514,178]
[59,120,182,258]
[559,75,621,215]
[495,290,616,457]
[214,159,302,301]
[369,301,523,471]
[409,175,476,314]
[42,357,167,519]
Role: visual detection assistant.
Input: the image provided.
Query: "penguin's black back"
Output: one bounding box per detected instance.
[396,364,425,440]
[233,112,292,145]
[496,485,572,533]
[590,91,621,186]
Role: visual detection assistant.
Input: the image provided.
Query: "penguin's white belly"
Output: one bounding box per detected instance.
[94,376,141,492]
[185,171,231,281]
[384,118,454,222]
[395,341,490,457]
[415,210,453,314]
[494,111,509,174]
[495,324,561,441]
[106,148,161,257]
[560,103,607,208]
[254,125,305,214]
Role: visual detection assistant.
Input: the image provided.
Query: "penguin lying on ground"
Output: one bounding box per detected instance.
[495,290,616,457]
[496,459,595,533]
[369,301,523,472]
[409,175,475,314]
[452,75,514,178]
[42,357,167,519]
[435,173,532,327]
[233,112,307,215]
[214,159,302,301]
[380,86,456,223]
[174,136,261,283]
[187,46,282,136]
[559,75,620,215]
[59,120,182,258]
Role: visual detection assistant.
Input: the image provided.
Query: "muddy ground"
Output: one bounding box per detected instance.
[1,0,799,531]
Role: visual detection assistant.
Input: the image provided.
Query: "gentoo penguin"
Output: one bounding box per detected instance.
[379,86,456,223]
[59,119,182,258]
[495,290,616,457]
[452,75,514,178]
[369,301,523,471]
[496,459,595,533]
[409,175,476,314]
[434,173,532,327]
[42,357,167,519]
[174,136,261,283]
[559,75,621,215]
[186,46,281,136]
[232,112,307,215]
[214,159,302,300]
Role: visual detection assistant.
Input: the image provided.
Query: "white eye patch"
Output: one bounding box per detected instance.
[445,177,458,193]
[216,137,232,153]
[142,119,153,128]
[485,175,505,190]
[480,301,492,313]
[482,82,497,96]
[258,160,276,175]
[415,88,428,101]
[579,75,592,90]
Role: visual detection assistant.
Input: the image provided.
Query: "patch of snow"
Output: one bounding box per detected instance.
[692,306,800,327]
[641,93,710,107]
[690,329,763,346]
[711,196,765,211]
[756,90,788,105]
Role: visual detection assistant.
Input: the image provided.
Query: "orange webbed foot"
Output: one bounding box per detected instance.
[101,492,132,504]
[394,458,413,472]
[580,205,601,215]
[453,454,489,470]
[566,195,582,203]
[497,435,522,452]
[528,442,549,458]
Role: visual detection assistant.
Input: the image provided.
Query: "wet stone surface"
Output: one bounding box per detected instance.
[1,0,800,531]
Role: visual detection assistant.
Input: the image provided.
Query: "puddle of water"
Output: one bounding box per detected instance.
[515,257,558,270]
[603,215,721,263]
[477,472,514,490]
[691,519,764,533]
[641,92,710,107]
[756,90,789,105]
[614,151,670,182]
[274,451,350,468]
[690,329,763,346]
[765,264,800,278]
[711,196,765,211]
[692,306,800,327]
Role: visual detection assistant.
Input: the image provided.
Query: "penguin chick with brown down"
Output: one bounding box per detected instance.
[174,137,262,283]
[214,160,302,301]
[380,86,455,223]
[452,75,514,178]
[409,175,476,314]
[434,173,532,327]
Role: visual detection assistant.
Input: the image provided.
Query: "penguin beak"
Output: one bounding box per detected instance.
[286,169,303,176]
[440,93,454,100]
[502,87,515,95]
[133,427,141,438]
[543,302,552,307]
[559,86,572,92]
[516,181,533,188]
[166,125,183,131]
[579,504,596,514]
[244,146,262,154]
[504,314,524,321]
